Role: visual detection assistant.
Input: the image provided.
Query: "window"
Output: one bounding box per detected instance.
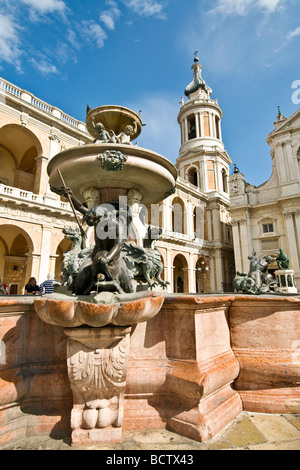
[263,223,274,233]
[187,167,198,187]
[188,116,196,140]
[222,169,228,193]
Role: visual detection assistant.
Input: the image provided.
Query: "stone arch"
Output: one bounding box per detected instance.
[55,236,73,281]
[170,197,186,234]
[173,253,189,293]
[0,224,34,294]
[0,236,8,282]
[195,256,211,293]
[0,124,43,193]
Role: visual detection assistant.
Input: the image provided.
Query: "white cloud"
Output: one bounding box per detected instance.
[0,14,22,71]
[100,0,121,30]
[20,0,66,13]
[123,0,167,19]
[258,0,283,12]
[81,20,108,48]
[287,26,300,40]
[274,25,300,52]
[210,0,285,16]
[30,57,59,76]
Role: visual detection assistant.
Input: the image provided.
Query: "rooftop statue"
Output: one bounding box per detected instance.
[276,248,290,270]
[233,251,276,294]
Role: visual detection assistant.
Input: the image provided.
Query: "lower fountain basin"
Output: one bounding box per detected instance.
[34,292,164,328]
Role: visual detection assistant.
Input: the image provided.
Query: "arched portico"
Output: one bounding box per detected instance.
[195,256,211,293]
[173,253,189,293]
[0,224,34,294]
[0,124,45,194]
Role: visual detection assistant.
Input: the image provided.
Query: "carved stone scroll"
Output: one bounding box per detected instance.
[64,326,131,446]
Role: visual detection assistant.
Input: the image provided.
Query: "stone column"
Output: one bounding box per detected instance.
[195,112,200,138]
[217,117,222,141]
[188,253,196,293]
[207,209,213,242]
[49,254,59,278]
[199,113,204,137]
[164,198,171,233]
[166,248,172,293]
[209,113,215,138]
[184,119,188,143]
[33,156,49,196]
[26,253,41,283]
[180,123,184,146]
[275,143,288,185]
[209,257,216,292]
[214,249,223,292]
[186,200,194,238]
[215,161,222,193]
[232,221,243,273]
[284,211,300,273]
[239,218,252,273]
[212,205,221,242]
[64,326,131,446]
[294,210,300,264]
[38,226,52,284]
[199,160,207,192]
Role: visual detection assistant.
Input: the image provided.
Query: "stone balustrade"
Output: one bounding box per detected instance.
[0,77,87,133]
[0,183,72,214]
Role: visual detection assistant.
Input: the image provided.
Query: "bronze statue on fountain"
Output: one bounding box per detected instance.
[52,184,135,296]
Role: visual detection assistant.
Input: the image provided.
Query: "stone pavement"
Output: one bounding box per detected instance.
[1,412,300,451]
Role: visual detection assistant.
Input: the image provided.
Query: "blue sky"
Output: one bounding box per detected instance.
[0,0,299,186]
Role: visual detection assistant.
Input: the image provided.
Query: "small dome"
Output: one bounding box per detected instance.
[185,60,212,98]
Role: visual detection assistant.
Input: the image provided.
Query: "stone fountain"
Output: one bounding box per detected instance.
[34,105,177,446]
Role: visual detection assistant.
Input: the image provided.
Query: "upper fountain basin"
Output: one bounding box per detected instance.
[47,143,177,206]
[86,105,143,141]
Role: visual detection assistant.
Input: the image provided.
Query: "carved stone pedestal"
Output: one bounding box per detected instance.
[64,326,131,446]
[160,296,243,442]
[275,270,298,294]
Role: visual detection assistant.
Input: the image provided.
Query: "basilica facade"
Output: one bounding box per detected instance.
[229,108,300,288]
[0,59,234,295]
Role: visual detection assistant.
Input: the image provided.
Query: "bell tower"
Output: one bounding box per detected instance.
[177,55,231,196]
